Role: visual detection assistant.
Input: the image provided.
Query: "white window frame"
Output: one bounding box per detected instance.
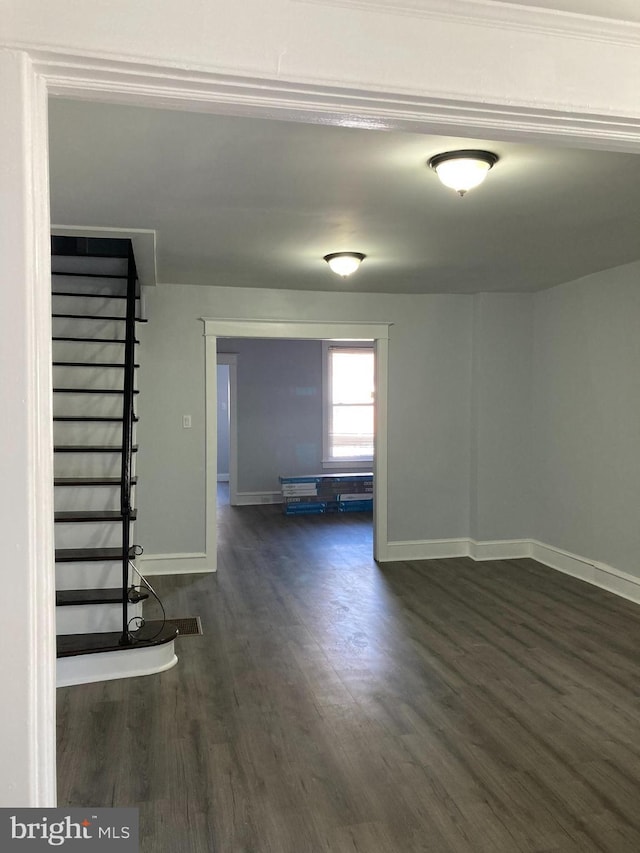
[322,341,375,468]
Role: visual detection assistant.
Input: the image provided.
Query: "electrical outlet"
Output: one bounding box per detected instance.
[182,415,192,429]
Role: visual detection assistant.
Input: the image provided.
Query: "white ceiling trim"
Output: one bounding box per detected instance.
[35,50,640,151]
[202,318,391,340]
[51,225,158,287]
[294,0,640,46]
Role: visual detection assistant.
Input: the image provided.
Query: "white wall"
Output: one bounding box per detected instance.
[0,49,56,807]
[471,293,533,542]
[4,0,640,129]
[532,261,640,576]
[136,283,473,552]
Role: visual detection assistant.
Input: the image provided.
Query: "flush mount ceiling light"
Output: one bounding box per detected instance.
[323,252,366,278]
[428,149,499,197]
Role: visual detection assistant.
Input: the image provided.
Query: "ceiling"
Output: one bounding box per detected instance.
[48,98,640,295]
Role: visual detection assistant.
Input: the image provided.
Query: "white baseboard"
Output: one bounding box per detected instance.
[529,540,640,605]
[233,491,282,506]
[381,536,640,606]
[383,538,468,561]
[468,538,531,561]
[138,552,215,575]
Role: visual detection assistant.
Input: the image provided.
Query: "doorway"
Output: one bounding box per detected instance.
[203,319,390,572]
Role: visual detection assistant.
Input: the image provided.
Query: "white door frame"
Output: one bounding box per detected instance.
[204,319,390,571]
[216,353,238,504]
[7,38,640,805]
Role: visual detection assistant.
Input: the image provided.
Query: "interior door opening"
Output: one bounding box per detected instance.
[204,319,390,571]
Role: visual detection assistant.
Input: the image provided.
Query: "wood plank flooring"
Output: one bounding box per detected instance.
[57,497,640,852]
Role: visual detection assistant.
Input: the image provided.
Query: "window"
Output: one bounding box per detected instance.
[323,343,375,464]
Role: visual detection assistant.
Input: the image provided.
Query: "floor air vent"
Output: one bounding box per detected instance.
[165,617,202,636]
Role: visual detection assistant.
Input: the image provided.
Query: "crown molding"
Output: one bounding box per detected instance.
[26,49,640,150]
[294,0,640,47]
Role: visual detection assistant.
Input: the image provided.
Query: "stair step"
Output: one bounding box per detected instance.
[53,416,138,423]
[54,510,137,523]
[52,313,147,322]
[53,388,139,394]
[56,588,148,606]
[56,621,178,658]
[54,476,137,486]
[53,337,138,344]
[53,362,139,369]
[54,445,138,453]
[55,547,123,563]
[52,280,134,287]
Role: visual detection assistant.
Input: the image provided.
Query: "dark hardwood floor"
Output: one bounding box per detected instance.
[57,492,640,852]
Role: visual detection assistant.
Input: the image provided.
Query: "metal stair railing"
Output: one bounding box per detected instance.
[119,242,137,646]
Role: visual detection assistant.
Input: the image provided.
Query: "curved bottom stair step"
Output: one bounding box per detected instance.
[57,621,178,658]
[56,622,178,687]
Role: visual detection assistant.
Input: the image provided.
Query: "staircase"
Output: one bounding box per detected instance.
[52,236,177,688]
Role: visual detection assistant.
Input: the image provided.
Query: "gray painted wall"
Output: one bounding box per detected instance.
[532,261,640,575]
[136,264,640,577]
[136,284,473,553]
[216,364,230,477]
[218,338,324,493]
[470,293,533,542]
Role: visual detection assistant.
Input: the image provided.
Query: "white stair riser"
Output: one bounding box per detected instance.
[54,484,135,512]
[54,452,136,479]
[53,366,137,391]
[54,520,135,550]
[53,341,128,362]
[53,393,129,418]
[55,561,124,590]
[52,295,129,317]
[52,255,128,277]
[56,641,177,688]
[57,601,143,635]
[53,317,127,339]
[53,421,135,445]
